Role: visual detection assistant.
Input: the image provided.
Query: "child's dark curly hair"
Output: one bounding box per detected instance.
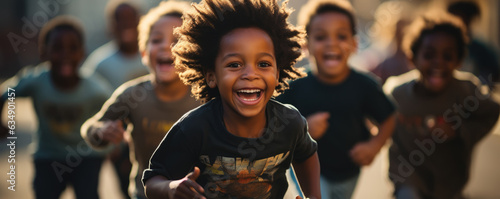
[173,0,305,102]
[38,15,84,57]
[403,12,468,62]
[298,0,356,36]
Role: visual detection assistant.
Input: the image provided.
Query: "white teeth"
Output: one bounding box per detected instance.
[238,89,261,93]
[241,98,257,101]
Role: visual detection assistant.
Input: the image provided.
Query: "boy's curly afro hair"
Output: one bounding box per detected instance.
[173,0,305,102]
[403,12,468,62]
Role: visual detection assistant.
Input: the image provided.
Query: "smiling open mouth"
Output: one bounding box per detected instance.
[236,89,263,102]
[324,52,342,60]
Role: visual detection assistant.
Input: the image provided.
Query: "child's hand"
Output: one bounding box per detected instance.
[97,120,125,144]
[306,112,330,140]
[350,141,382,166]
[430,118,456,139]
[170,167,205,199]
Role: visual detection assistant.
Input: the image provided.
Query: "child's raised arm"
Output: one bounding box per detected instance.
[144,167,206,199]
[293,152,321,199]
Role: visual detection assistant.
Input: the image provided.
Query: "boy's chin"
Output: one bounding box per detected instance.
[155,74,179,84]
[421,81,449,94]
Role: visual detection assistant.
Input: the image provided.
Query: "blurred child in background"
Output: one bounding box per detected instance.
[447,0,500,85]
[384,13,500,199]
[81,1,199,199]
[278,0,396,198]
[0,16,111,199]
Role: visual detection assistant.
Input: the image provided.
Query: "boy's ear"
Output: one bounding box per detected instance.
[302,40,310,58]
[275,70,279,85]
[206,71,217,88]
[352,35,359,52]
[141,51,149,66]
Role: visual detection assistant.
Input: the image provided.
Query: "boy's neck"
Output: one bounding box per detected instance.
[314,67,351,85]
[221,105,267,138]
[152,77,189,102]
[50,72,80,91]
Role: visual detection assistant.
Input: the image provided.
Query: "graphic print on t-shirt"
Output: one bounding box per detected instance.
[44,103,83,136]
[200,151,290,198]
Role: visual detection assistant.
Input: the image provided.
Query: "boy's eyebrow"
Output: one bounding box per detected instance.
[222,52,275,61]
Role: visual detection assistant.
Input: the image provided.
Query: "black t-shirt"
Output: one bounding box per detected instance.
[142,98,317,198]
[277,69,395,181]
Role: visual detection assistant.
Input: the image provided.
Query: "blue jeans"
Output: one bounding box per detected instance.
[320,174,359,199]
[33,157,103,199]
[394,184,420,199]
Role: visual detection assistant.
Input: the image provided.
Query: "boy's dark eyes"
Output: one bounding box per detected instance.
[338,34,347,41]
[422,51,434,60]
[226,62,241,68]
[313,35,326,41]
[258,61,272,67]
[151,38,162,44]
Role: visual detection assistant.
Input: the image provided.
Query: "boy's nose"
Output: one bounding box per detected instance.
[160,39,172,51]
[433,55,447,67]
[241,64,259,80]
[326,37,339,47]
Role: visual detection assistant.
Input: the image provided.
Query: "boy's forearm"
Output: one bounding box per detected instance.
[370,114,396,149]
[145,175,173,199]
[293,152,321,199]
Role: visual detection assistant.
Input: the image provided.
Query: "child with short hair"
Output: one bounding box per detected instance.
[277,0,396,198]
[384,13,500,199]
[80,1,198,199]
[142,0,321,198]
[80,0,148,89]
[0,16,112,198]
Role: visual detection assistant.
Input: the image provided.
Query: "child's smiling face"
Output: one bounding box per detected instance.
[142,16,183,84]
[414,31,460,93]
[307,12,357,84]
[46,29,84,79]
[208,27,279,119]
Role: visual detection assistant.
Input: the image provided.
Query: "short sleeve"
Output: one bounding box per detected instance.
[142,124,201,184]
[363,78,396,124]
[292,115,317,163]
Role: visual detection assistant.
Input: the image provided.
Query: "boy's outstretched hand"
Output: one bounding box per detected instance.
[306,112,330,140]
[350,140,382,166]
[96,120,125,144]
[170,167,205,199]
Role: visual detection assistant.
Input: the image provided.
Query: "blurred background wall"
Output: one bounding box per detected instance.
[1,0,498,79]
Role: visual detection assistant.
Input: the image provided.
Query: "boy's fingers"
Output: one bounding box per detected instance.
[296,196,303,199]
[186,167,204,193]
[188,167,201,181]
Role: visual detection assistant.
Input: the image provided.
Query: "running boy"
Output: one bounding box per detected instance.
[278,0,396,198]
[384,13,500,199]
[81,1,198,199]
[142,0,321,198]
[0,16,111,198]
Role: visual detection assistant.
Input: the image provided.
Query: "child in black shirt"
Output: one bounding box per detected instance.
[142,0,320,199]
